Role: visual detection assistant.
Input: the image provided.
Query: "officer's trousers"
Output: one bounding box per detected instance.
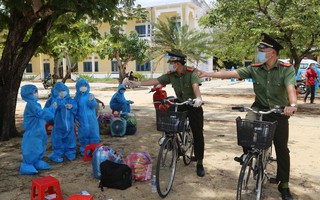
[179,105,204,161]
[246,109,290,183]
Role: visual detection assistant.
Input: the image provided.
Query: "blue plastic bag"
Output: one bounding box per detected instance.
[92,146,123,179]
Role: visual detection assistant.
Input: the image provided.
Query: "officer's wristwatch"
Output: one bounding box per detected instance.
[290,104,297,108]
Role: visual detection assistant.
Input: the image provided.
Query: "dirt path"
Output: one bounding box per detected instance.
[0,80,319,200]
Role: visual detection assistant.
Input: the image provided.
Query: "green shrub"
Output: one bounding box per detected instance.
[133,72,147,81]
[78,74,117,83]
[22,75,36,81]
[78,74,94,82]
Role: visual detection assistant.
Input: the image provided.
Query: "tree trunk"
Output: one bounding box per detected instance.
[0,72,21,140]
[0,11,55,141]
[62,63,77,83]
[115,51,127,83]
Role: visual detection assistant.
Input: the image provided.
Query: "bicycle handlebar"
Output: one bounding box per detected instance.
[232,106,284,115]
[154,97,194,106]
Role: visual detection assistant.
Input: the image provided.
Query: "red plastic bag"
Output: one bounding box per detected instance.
[124,152,152,182]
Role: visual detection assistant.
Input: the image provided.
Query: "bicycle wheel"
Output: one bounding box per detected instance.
[236,153,263,200]
[255,155,264,200]
[183,123,194,165]
[156,136,178,198]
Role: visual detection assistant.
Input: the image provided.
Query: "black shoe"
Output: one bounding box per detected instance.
[278,185,293,200]
[196,164,205,177]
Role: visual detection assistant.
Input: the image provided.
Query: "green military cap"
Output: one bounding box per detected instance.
[258,33,284,53]
[166,51,187,63]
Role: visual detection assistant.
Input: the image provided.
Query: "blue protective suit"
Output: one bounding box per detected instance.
[295,68,305,81]
[315,68,320,94]
[48,82,77,162]
[44,87,58,108]
[110,84,132,113]
[20,84,54,175]
[74,78,100,155]
[44,87,58,123]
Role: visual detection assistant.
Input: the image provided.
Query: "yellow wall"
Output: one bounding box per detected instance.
[26,3,200,78]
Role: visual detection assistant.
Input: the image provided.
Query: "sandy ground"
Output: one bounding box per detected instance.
[0,79,319,200]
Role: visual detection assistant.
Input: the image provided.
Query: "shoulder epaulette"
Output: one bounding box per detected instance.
[280,62,292,67]
[186,67,195,71]
[251,63,263,67]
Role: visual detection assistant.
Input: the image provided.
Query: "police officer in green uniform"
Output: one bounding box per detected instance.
[126,51,206,177]
[198,33,297,200]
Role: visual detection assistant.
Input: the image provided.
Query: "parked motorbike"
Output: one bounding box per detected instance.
[42,74,52,89]
[296,79,306,94]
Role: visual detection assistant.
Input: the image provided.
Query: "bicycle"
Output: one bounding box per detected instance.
[154,97,195,198]
[232,106,283,200]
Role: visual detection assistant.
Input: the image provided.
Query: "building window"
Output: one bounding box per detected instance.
[43,63,50,78]
[111,61,118,73]
[136,61,151,71]
[135,25,150,37]
[83,61,98,72]
[83,62,92,72]
[26,63,32,73]
[94,61,99,72]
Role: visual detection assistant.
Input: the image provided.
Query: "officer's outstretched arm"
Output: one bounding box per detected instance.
[198,69,240,79]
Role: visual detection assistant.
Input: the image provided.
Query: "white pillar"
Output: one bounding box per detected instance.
[40,53,44,79]
[91,54,95,77]
[62,58,67,78]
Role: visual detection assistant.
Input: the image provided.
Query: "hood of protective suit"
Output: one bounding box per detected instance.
[50,87,58,99]
[117,84,126,92]
[75,78,90,95]
[21,84,38,103]
[54,82,70,98]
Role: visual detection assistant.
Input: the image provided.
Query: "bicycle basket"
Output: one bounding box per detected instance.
[235,117,277,149]
[156,110,187,132]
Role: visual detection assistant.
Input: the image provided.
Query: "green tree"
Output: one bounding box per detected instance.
[99,4,149,83]
[37,14,101,83]
[0,0,133,141]
[102,31,149,83]
[151,17,214,67]
[200,0,320,70]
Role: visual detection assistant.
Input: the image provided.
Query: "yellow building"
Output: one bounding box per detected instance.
[23,0,210,80]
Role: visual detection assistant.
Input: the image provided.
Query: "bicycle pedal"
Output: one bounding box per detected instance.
[234,156,245,165]
[269,156,277,162]
[269,177,279,184]
[190,156,197,162]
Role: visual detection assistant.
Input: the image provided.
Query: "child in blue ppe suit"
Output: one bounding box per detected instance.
[74,78,100,156]
[110,84,134,114]
[44,87,58,123]
[20,84,55,175]
[48,82,78,162]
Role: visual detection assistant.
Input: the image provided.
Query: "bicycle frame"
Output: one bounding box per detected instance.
[154,98,194,198]
[233,106,282,200]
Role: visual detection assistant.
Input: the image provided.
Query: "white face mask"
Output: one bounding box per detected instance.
[256,52,267,64]
[34,92,39,99]
[80,86,87,93]
[60,91,67,98]
[168,64,176,72]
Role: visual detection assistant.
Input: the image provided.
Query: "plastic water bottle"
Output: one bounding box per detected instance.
[151,175,157,193]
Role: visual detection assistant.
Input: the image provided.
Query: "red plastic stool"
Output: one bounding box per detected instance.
[45,123,54,135]
[68,194,94,200]
[111,110,119,117]
[83,143,102,162]
[31,175,62,200]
